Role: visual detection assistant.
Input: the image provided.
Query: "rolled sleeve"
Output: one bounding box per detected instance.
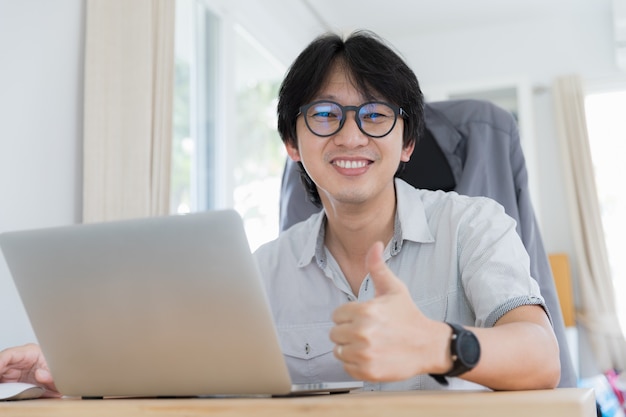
[456,196,548,327]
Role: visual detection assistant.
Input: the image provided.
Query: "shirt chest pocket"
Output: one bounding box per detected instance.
[276,323,351,383]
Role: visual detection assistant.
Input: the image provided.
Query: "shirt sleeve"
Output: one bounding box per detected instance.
[456,197,548,328]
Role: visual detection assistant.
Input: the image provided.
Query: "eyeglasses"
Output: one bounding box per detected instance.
[299,100,406,138]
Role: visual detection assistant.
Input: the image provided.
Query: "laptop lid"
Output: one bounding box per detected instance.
[0,210,301,397]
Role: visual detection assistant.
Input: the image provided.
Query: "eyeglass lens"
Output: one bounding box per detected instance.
[303,101,399,138]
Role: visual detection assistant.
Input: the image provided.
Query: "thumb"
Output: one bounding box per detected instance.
[366,241,405,297]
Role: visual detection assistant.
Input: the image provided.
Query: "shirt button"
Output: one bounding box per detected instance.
[305,343,311,355]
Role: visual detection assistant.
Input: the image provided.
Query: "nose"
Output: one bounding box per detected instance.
[333,110,368,148]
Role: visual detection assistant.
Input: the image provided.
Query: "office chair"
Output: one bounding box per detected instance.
[279,99,577,388]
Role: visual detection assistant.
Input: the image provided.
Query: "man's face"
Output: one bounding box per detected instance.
[285,65,413,210]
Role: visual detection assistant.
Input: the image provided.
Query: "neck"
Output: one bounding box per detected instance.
[324,203,395,252]
[321,185,397,293]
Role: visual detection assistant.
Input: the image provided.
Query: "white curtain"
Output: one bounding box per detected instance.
[553,74,626,372]
[83,0,175,223]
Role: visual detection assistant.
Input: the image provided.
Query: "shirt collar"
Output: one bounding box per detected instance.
[296,211,326,268]
[297,178,435,267]
[394,178,435,245]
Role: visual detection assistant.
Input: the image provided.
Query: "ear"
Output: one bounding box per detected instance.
[400,141,415,162]
[285,140,301,162]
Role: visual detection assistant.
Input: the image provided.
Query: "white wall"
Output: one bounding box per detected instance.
[0,0,84,349]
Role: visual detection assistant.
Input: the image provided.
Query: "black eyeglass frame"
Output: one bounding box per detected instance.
[298,100,407,138]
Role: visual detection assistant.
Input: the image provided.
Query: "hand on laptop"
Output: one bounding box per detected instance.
[0,343,60,397]
[330,242,450,382]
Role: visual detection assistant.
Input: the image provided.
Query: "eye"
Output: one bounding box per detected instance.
[313,110,337,118]
[362,111,387,121]
[309,103,341,120]
[360,104,393,123]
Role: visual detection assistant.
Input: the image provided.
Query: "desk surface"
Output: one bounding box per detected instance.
[0,388,595,417]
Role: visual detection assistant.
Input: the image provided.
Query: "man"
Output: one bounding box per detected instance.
[255,30,559,391]
[0,30,560,393]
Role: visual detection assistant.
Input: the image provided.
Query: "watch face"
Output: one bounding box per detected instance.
[458,332,480,366]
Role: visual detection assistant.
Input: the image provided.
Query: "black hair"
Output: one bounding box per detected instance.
[277,30,424,208]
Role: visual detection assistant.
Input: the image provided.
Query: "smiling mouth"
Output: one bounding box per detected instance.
[333,159,370,169]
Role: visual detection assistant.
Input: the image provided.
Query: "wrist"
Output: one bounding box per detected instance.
[431,321,454,374]
[429,322,481,385]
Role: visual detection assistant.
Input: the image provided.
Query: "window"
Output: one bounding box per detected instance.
[585,88,626,336]
[231,26,286,250]
[172,0,286,251]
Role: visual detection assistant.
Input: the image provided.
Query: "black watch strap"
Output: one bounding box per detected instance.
[429,322,481,386]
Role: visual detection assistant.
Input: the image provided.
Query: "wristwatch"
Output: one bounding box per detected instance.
[429,322,481,386]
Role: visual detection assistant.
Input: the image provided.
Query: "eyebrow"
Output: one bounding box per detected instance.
[313,94,340,101]
[311,95,383,104]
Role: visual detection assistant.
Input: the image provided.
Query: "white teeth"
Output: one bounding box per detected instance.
[335,160,367,169]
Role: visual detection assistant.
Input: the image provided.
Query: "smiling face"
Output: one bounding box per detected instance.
[285,63,414,211]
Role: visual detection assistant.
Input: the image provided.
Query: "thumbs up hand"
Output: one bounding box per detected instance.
[330,242,450,382]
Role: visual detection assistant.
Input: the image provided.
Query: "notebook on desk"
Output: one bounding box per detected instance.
[0,210,362,398]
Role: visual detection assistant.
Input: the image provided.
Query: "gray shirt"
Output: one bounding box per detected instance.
[254,179,546,391]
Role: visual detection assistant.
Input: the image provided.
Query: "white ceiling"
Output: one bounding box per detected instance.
[302,0,610,39]
[224,0,613,68]
[211,0,614,85]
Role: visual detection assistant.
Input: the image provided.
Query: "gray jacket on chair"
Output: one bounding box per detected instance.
[278,99,576,388]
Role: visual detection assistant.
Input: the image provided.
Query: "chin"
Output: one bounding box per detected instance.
[329,190,371,206]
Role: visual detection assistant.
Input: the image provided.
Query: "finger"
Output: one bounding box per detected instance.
[334,344,343,361]
[365,241,405,297]
[34,367,53,384]
[31,368,60,398]
[0,344,56,388]
[329,320,358,346]
[334,344,358,365]
[341,361,369,381]
[0,348,29,380]
[331,300,363,324]
[341,361,387,382]
[0,347,21,371]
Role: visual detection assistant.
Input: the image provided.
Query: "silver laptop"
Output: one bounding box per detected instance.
[0,210,362,398]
